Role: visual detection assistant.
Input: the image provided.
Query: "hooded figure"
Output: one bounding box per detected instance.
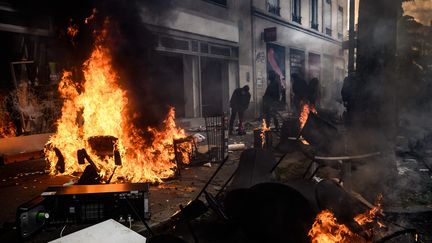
[263,71,281,128]
[229,85,251,135]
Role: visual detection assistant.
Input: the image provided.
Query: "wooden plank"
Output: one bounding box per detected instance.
[2,150,44,165]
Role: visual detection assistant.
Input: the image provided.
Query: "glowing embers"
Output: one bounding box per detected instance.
[0,95,16,138]
[45,31,189,183]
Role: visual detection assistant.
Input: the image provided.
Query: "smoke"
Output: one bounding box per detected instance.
[403,0,432,26]
[93,0,178,129]
[10,0,181,129]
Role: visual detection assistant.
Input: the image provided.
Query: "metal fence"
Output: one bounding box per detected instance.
[204,115,228,162]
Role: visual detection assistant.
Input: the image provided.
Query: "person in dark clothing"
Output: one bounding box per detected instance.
[341,76,354,124]
[263,71,281,128]
[229,85,251,135]
[291,73,308,115]
[307,77,320,108]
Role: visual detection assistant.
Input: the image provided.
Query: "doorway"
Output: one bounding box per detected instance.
[201,58,224,116]
[154,54,185,118]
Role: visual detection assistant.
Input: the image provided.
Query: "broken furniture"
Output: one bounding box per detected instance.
[51,135,122,184]
[299,113,382,190]
[171,155,229,243]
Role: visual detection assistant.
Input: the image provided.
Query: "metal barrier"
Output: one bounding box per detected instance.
[204,115,228,162]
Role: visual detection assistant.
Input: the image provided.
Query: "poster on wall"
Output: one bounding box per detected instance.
[289,48,305,77]
[266,43,286,102]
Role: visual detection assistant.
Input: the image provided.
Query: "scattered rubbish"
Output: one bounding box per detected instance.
[228,143,246,151]
[193,133,206,143]
[203,162,212,167]
[403,158,417,163]
[63,179,77,186]
[213,186,222,191]
[187,125,206,132]
[397,166,410,175]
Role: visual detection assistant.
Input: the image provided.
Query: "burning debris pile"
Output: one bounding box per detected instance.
[45,21,190,183]
[309,197,385,243]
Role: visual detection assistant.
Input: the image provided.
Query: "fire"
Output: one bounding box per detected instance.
[354,194,384,229]
[309,195,385,243]
[45,23,189,183]
[299,102,317,145]
[67,19,79,39]
[67,19,79,47]
[0,121,16,138]
[308,210,359,243]
[299,102,317,130]
[259,119,270,148]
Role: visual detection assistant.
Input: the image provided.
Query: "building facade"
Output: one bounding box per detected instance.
[141,0,348,118]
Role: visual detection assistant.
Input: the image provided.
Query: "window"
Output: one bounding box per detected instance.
[205,0,227,7]
[337,5,343,40]
[323,0,332,36]
[311,0,319,30]
[267,0,281,16]
[292,0,301,23]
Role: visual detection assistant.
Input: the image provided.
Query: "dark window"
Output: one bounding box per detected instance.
[337,6,343,40]
[267,0,281,16]
[323,0,332,36]
[204,0,227,7]
[292,0,302,24]
[231,47,239,58]
[200,43,209,53]
[160,37,189,50]
[311,0,318,30]
[210,46,231,56]
[191,41,199,52]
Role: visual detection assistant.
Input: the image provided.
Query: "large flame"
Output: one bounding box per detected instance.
[309,195,385,243]
[45,26,188,183]
[308,210,359,243]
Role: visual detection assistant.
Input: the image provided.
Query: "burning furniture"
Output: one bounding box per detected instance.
[44,29,191,183]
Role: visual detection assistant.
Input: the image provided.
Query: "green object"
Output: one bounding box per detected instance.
[36,211,49,221]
